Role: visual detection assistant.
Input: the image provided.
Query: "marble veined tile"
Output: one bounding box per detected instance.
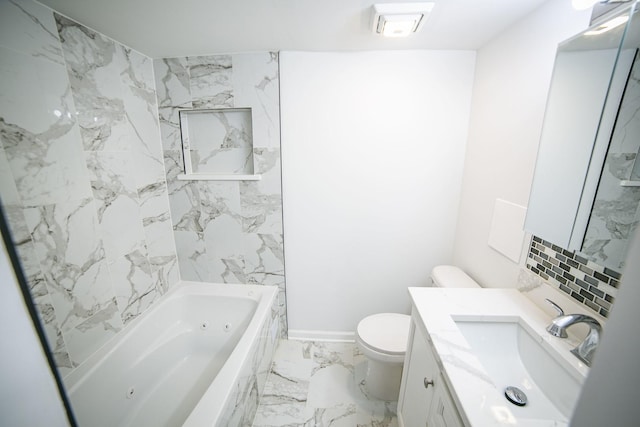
[163,149,188,193]
[158,106,187,151]
[307,361,355,410]
[255,340,398,427]
[312,404,357,427]
[154,57,193,153]
[355,401,398,427]
[120,51,166,191]
[109,249,160,325]
[272,339,314,378]
[244,233,284,282]
[198,181,245,283]
[127,112,166,191]
[197,180,243,223]
[85,151,147,261]
[3,204,74,372]
[212,253,246,284]
[138,180,177,259]
[56,14,131,152]
[84,151,135,198]
[120,47,156,107]
[240,149,282,234]
[56,14,164,185]
[253,338,314,425]
[174,230,209,282]
[311,342,355,376]
[0,46,91,206]
[277,290,288,340]
[154,57,192,108]
[583,152,640,269]
[241,184,282,235]
[149,253,179,293]
[232,52,280,149]
[62,299,124,366]
[168,183,204,234]
[187,55,234,108]
[252,400,315,427]
[0,0,65,66]
[0,147,21,205]
[260,363,310,408]
[23,199,117,333]
[169,179,244,238]
[252,147,282,178]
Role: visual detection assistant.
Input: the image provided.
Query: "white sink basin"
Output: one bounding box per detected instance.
[455,319,583,422]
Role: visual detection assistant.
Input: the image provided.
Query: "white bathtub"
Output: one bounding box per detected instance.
[63,281,280,427]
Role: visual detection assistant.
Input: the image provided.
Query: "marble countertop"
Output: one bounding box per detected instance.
[408,287,590,427]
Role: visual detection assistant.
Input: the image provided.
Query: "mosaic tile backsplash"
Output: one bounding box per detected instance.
[526,236,621,317]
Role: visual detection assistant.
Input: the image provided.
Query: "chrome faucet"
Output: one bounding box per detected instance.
[545,299,602,367]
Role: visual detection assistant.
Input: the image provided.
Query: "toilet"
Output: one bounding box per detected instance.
[355,265,480,401]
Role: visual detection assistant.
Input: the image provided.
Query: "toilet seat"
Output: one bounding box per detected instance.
[356,313,410,358]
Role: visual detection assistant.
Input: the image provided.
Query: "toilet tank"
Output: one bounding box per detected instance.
[430,265,480,288]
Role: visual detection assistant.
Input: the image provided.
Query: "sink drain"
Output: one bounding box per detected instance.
[504,386,527,406]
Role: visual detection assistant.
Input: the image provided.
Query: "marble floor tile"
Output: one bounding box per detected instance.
[253,340,398,427]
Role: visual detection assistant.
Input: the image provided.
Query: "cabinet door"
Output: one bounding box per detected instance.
[427,374,464,427]
[399,325,439,427]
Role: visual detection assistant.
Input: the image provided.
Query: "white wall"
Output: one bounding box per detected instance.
[0,232,69,426]
[280,51,475,336]
[452,0,591,288]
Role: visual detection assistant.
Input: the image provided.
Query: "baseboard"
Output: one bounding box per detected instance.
[287,329,355,342]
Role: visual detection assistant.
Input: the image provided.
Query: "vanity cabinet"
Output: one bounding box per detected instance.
[426,373,464,427]
[398,313,464,427]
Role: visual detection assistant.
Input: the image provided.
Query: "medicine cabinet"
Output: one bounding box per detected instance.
[525,2,638,271]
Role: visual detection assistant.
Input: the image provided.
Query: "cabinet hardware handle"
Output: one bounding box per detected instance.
[423,377,434,388]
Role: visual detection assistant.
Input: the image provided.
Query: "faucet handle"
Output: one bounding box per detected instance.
[545,299,569,338]
[545,299,565,317]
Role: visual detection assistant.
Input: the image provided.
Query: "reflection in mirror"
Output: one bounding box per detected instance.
[581,7,640,271]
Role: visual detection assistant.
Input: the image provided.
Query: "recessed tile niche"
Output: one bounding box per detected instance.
[179,108,255,177]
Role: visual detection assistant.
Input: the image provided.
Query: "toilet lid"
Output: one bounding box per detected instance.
[357,313,411,355]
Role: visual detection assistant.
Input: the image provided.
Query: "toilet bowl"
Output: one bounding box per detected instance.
[356,313,410,401]
[355,265,479,401]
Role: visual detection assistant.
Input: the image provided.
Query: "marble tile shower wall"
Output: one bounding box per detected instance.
[153,53,287,336]
[0,0,178,375]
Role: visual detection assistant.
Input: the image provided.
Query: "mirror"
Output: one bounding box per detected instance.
[581,7,640,270]
[525,2,638,271]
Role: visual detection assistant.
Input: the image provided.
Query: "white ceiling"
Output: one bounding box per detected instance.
[37,0,551,58]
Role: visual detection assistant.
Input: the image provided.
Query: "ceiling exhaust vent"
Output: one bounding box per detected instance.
[371,3,435,37]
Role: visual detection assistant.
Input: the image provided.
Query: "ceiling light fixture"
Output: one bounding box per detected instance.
[371,3,435,38]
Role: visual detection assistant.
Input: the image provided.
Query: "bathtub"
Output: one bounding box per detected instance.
[63,281,280,427]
